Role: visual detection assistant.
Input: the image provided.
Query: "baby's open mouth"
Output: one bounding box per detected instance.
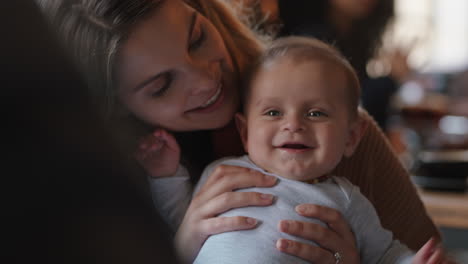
[280,144,310,149]
[276,142,314,153]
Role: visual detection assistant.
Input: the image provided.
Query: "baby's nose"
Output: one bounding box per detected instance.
[282,114,306,132]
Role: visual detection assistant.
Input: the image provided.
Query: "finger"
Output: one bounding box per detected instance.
[278,220,342,251]
[415,237,437,261]
[148,137,164,152]
[295,204,354,243]
[427,247,444,264]
[136,138,163,159]
[137,133,161,152]
[202,165,270,188]
[197,165,277,202]
[137,137,150,150]
[199,216,258,236]
[197,191,274,217]
[135,144,152,161]
[155,129,180,152]
[276,238,333,263]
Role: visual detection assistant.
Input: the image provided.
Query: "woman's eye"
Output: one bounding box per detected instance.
[189,26,205,51]
[152,74,172,97]
[307,111,326,117]
[266,110,281,116]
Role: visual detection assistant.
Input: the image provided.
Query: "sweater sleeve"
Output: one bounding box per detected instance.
[147,164,193,234]
[334,109,440,250]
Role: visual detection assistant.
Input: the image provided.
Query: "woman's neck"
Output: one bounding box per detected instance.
[211,119,245,159]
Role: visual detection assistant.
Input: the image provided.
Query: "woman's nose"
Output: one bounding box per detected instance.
[187,59,219,96]
[282,114,306,132]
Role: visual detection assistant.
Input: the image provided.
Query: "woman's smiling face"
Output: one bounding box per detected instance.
[117,0,239,131]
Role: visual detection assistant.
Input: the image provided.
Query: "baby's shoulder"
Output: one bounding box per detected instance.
[330,176,361,202]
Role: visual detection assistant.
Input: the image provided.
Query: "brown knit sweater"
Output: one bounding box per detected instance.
[334,110,439,250]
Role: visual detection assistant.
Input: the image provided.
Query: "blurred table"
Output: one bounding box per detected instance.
[417,187,468,229]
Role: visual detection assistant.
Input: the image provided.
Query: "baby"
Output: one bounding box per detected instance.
[139,36,447,264]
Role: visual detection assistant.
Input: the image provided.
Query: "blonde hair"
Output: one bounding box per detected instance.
[244,36,361,119]
[36,0,267,152]
[36,0,266,118]
[195,0,266,79]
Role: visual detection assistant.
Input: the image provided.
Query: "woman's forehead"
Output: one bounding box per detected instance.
[117,0,194,91]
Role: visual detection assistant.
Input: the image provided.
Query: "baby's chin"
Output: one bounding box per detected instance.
[270,168,321,182]
[252,157,327,182]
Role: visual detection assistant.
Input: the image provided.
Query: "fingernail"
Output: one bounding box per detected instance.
[153,130,162,137]
[265,175,277,184]
[246,218,257,225]
[296,205,306,214]
[260,193,273,200]
[277,239,289,250]
[280,221,289,232]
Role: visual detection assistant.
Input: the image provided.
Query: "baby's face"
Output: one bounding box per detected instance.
[237,58,361,181]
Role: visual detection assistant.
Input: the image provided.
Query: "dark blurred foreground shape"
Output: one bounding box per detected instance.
[2,1,179,263]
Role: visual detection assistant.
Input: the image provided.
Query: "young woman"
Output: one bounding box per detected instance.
[37,0,438,263]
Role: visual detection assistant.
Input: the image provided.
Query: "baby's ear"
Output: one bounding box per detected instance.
[235,112,249,153]
[343,117,368,158]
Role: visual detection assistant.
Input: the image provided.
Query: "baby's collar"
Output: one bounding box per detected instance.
[243,155,331,184]
[303,173,331,184]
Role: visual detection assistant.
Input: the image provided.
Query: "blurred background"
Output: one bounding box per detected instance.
[372,0,468,75]
[376,1,468,261]
[230,0,468,261]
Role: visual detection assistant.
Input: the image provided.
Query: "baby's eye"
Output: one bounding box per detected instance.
[307,111,327,117]
[265,110,281,116]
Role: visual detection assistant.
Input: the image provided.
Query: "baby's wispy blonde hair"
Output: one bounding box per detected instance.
[243,36,361,120]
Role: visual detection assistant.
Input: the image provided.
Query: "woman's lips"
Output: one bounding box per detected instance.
[200,85,222,108]
[187,81,224,114]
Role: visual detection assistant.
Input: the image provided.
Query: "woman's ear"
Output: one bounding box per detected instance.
[235,112,249,153]
[343,117,368,157]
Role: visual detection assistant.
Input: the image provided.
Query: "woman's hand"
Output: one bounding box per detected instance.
[276,204,360,264]
[135,129,180,178]
[174,165,277,263]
